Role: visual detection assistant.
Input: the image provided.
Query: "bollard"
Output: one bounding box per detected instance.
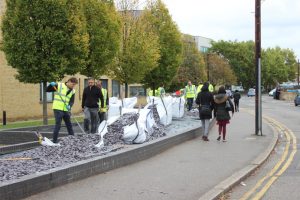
[3,111,6,126]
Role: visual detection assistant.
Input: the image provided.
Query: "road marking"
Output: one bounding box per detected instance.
[239,113,297,200]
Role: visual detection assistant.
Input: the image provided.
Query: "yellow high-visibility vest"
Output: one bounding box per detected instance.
[99,88,108,113]
[209,84,214,92]
[149,89,158,96]
[52,83,75,111]
[196,84,203,94]
[185,85,196,98]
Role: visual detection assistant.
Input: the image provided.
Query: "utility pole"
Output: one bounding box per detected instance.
[255,0,262,135]
[297,59,300,87]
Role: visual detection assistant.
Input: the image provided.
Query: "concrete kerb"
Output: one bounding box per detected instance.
[198,118,279,200]
[0,118,216,200]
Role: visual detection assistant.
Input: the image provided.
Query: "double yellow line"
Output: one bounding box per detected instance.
[240,116,297,200]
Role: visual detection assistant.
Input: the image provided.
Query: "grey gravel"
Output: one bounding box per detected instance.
[0,134,121,182]
[146,105,166,140]
[0,110,167,183]
[105,112,140,146]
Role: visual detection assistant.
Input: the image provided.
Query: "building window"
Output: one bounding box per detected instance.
[40,82,54,102]
[112,80,120,97]
[129,86,146,97]
[200,46,208,53]
[100,79,108,90]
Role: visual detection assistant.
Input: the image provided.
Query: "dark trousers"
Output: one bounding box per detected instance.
[53,109,74,143]
[234,100,240,112]
[187,98,194,111]
[98,112,107,124]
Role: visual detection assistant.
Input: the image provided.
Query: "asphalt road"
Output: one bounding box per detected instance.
[229,94,300,200]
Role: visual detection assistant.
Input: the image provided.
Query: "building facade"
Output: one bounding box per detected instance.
[193,36,213,53]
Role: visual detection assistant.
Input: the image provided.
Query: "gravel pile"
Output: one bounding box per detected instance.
[147,105,166,140]
[105,112,140,146]
[0,134,121,182]
[0,109,167,183]
[185,108,200,118]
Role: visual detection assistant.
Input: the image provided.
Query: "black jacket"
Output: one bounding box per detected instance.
[233,92,241,101]
[82,85,104,109]
[196,91,214,119]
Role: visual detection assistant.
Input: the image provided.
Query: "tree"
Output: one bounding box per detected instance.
[80,0,121,78]
[261,47,297,90]
[111,0,160,97]
[210,40,255,89]
[142,0,182,93]
[210,40,298,90]
[169,34,206,91]
[1,0,88,124]
[207,53,237,86]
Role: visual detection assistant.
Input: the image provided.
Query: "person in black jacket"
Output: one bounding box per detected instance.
[214,86,234,142]
[82,78,104,134]
[233,90,241,112]
[196,82,214,141]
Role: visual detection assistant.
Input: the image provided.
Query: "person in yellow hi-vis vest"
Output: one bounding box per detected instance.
[46,77,78,143]
[196,82,203,95]
[156,84,166,97]
[208,81,214,92]
[96,80,109,124]
[184,80,197,111]
[148,89,157,96]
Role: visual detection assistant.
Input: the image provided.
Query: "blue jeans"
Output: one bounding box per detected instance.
[53,109,74,143]
[83,107,99,134]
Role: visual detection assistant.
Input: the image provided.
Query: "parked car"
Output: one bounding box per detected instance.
[269,88,276,96]
[294,94,300,106]
[247,88,255,97]
[231,85,244,92]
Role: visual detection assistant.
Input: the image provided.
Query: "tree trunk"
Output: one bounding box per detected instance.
[125,82,128,98]
[42,81,48,125]
[152,83,155,96]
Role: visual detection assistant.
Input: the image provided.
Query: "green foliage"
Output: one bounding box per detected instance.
[111,0,160,97]
[169,34,206,91]
[207,53,237,86]
[261,47,297,89]
[211,40,297,90]
[210,40,255,89]
[1,0,88,83]
[80,0,121,77]
[142,0,182,91]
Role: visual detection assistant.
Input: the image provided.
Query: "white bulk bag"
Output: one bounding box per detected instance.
[158,96,173,126]
[122,97,137,109]
[95,120,108,148]
[121,108,138,115]
[122,123,139,144]
[133,109,151,144]
[172,97,185,118]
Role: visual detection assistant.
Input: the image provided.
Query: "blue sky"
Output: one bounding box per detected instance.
[162,0,300,59]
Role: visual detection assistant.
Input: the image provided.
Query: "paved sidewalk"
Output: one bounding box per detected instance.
[26,110,276,200]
